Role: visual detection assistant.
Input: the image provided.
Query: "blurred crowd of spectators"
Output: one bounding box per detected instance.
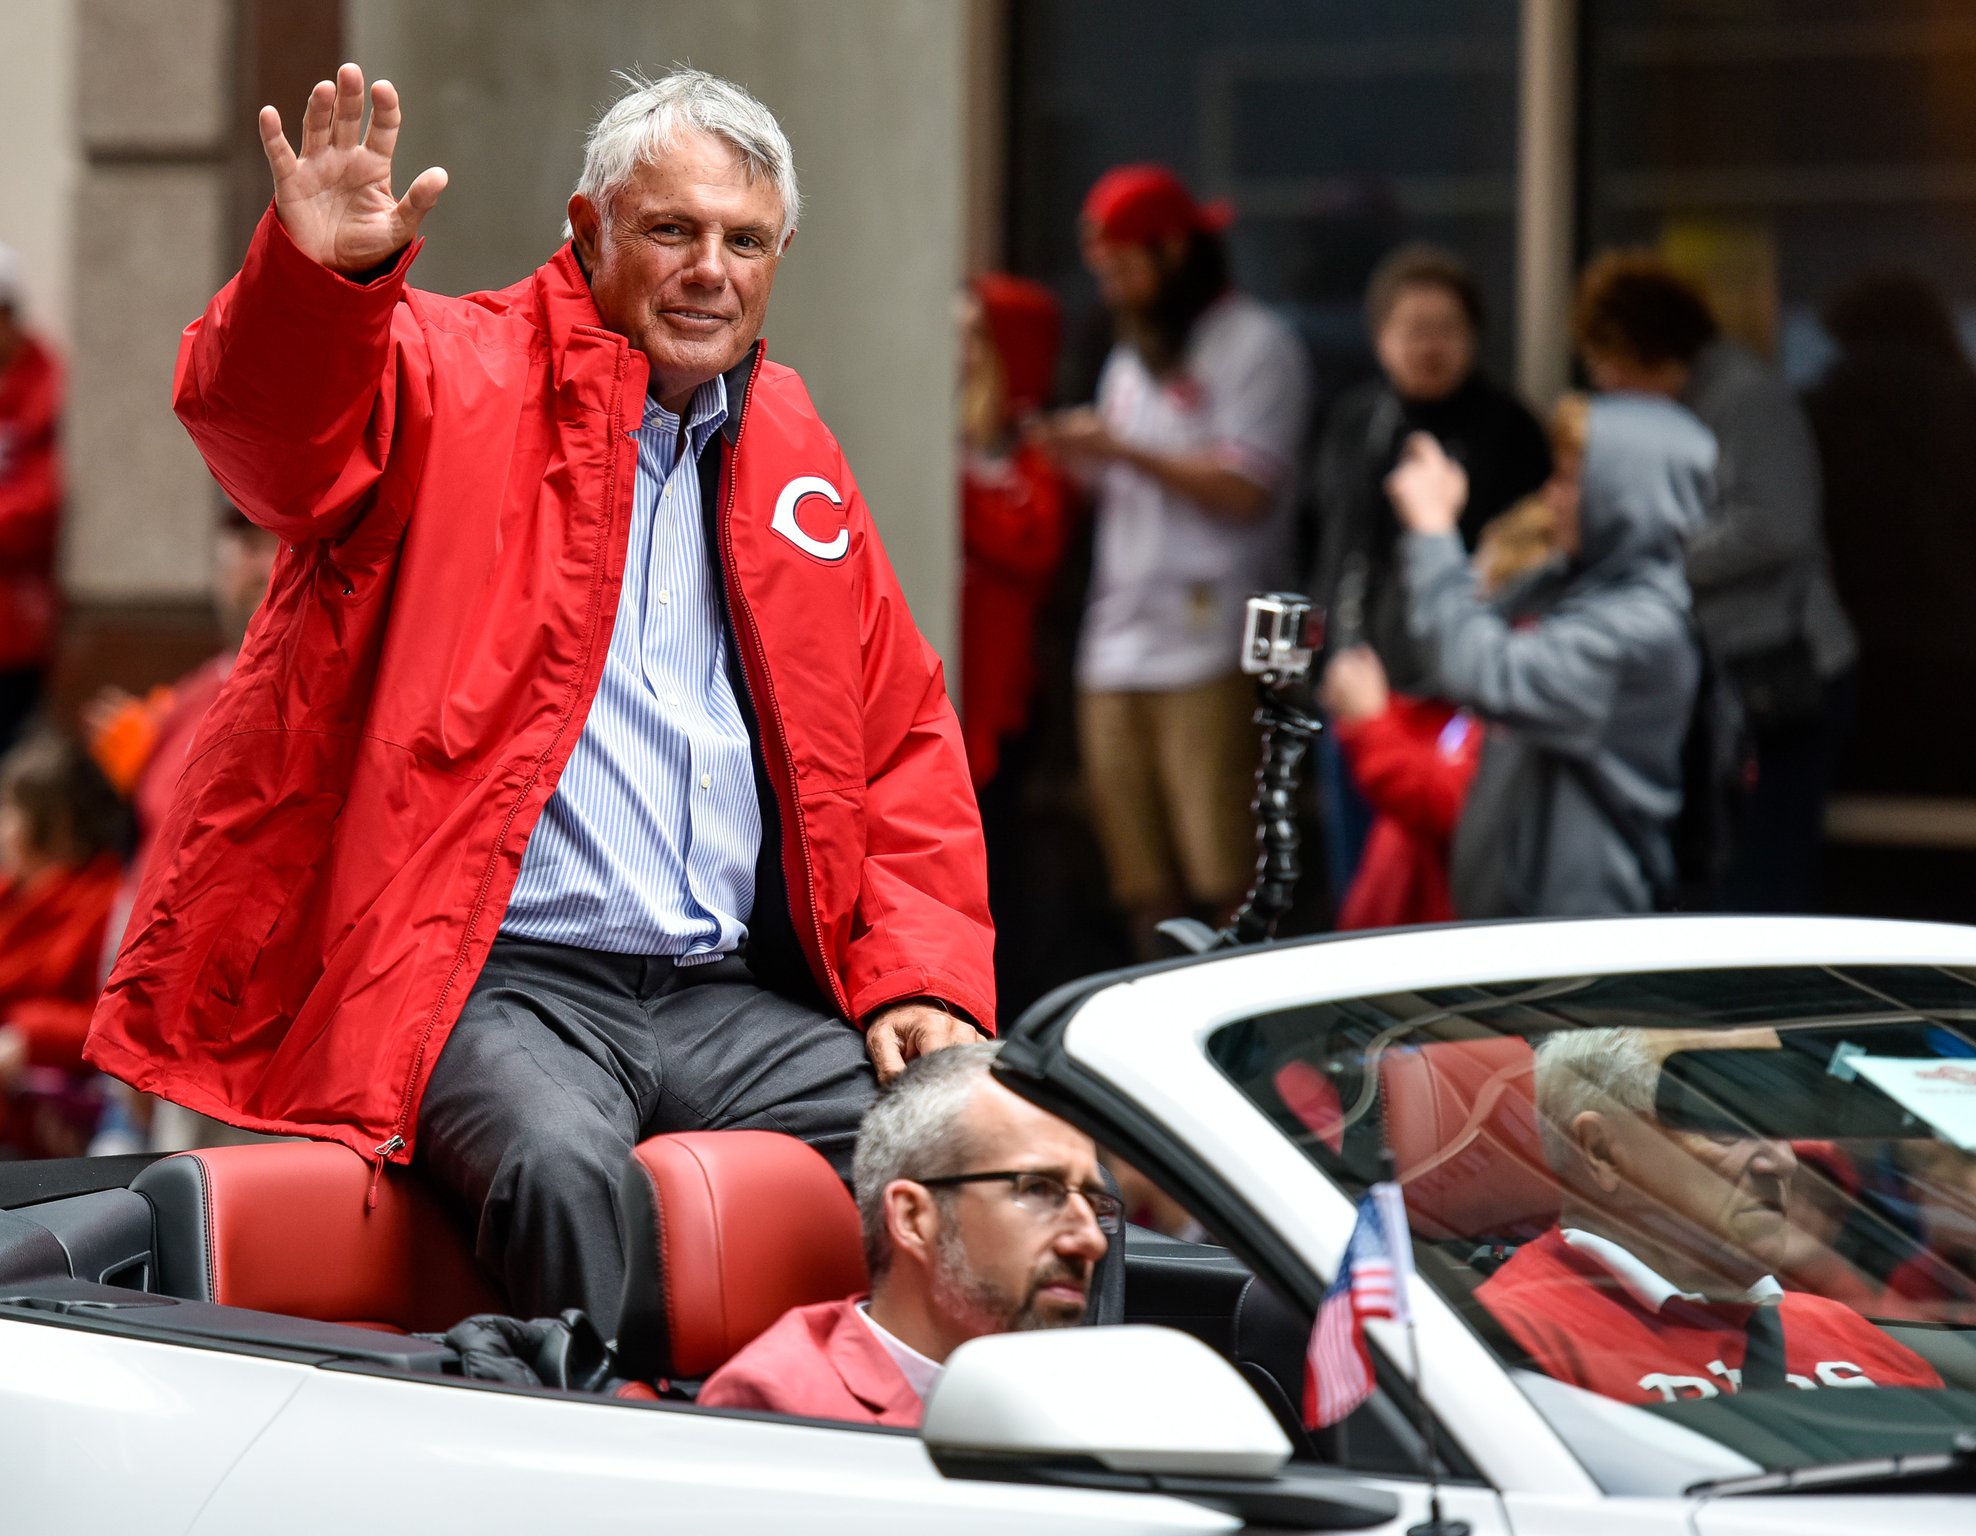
[961,164,1881,987]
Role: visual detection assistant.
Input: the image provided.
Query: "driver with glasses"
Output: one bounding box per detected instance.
[699,1043,1117,1425]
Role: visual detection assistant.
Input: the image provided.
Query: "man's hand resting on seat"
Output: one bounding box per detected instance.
[260,61,448,274]
[863,1002,981,1084]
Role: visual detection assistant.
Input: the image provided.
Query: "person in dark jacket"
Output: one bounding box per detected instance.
[1308,245,1552,688]
[1387,395,1712,917]
[1574,254,1856,912]
[1305,245,1549,896]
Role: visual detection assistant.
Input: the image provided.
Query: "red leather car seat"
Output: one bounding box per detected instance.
[1379,1036,1559,1242]
[131,1141,502,1332]
[613,1130,866,1385]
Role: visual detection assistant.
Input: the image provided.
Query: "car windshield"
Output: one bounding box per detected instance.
[1207,964,1976,1485]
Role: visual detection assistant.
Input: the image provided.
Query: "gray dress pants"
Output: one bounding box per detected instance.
[417,937,878,1333]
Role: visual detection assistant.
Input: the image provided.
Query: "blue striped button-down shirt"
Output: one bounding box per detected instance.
[502,375,763,960]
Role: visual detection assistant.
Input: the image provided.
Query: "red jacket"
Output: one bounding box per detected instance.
[1333,698,1479,930]
[0,334,64,671]
[961,443,1068,786]
[1478,1227,1940,1403]
[699,1296,923,1426]
[0,855,123,1071]
[86,209,994,1165]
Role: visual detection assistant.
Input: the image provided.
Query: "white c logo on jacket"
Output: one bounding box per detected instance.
[771,475,849,562]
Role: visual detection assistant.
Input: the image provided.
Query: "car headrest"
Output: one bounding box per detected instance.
[614,1131,866,1383]
[1379,1036,1559,1241]
[131,1141,502,1331]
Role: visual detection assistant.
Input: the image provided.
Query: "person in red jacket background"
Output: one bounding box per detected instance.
[0,247,64,754]
[0,733,128,1156]
[88,65,990,1330]
[959,275,1069,792]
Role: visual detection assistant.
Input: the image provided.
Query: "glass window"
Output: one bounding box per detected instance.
[1208,966,1976,1486]
[1007,0,1526,397]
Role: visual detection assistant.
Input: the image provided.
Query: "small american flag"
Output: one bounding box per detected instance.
[1304,1181,1414,1429]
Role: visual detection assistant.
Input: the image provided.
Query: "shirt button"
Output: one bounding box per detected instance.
[667,692,681,708]
[700,772,713,790]
[657,590,670,605]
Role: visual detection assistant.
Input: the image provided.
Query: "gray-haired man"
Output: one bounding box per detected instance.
[699,1044,1115,1425]
[90,63,993,1334]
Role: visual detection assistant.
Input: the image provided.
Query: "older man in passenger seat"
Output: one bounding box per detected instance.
[699,1044,1115,1425]
[1478,1028,1939,1404]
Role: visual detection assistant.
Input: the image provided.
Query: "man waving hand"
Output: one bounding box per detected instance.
[90,65,991,1330]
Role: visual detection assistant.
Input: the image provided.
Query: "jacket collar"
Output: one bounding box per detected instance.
[824,1297,925,1423]
[537,241,762,439]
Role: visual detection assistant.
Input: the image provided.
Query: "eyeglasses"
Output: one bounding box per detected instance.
[915,1170,1124,1236]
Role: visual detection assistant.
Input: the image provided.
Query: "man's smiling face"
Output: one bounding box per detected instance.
[568,126,789,412]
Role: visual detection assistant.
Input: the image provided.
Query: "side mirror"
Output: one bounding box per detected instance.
[922,1325,1400,1530]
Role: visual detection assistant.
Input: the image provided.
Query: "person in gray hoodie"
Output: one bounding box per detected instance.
[1385,394,1714,916]
[1573,254,1857,913]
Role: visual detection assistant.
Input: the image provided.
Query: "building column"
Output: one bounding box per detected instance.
[1515,0,1579,408]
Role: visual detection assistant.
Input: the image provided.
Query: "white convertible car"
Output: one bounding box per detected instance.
[4,915,1975,1532]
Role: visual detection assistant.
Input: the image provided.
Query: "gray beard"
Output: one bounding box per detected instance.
[931,1220,1084,1335]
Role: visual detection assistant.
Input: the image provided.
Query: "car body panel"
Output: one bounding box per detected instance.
[187,1365,1242,1535]
[0,1317,307,1535]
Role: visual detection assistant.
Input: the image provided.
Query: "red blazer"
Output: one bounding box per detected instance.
[698,1297,924,1427]
[86,209,994,1165]
[1333,698,1479,930]
[1477,1227,1940,1403]
[0,333,63,671]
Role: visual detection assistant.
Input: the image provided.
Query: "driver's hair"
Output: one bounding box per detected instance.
[852,1042,999,1280]
[1533,1027,1659,1175]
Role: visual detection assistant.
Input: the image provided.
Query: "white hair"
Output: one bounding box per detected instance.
[563,67,800,243]
[1532,1027,1660,1175]
[852,1042,999,1279]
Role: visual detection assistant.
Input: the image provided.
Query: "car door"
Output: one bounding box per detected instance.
[188,1365,1247,1535]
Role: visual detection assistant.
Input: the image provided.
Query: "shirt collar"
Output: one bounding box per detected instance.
[1561,1227,1784,1312]
[640,372,729,458]
[856,1301,943,1402]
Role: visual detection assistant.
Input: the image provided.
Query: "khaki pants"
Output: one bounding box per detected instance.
[1078,672,1260,913]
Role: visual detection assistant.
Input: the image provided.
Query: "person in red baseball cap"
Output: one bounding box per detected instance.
[1031,165,1309,959]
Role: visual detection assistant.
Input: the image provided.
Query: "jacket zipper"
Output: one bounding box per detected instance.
[377,335,637,1174]
[717,356,850,1018]
[366,1134,406,1209]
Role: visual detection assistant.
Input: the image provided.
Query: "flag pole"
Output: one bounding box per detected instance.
[1378,1148,1469,1536]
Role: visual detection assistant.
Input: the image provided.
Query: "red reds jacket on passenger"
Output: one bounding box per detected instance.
[1477,1228,1941,1404]
[86,209,995,1165]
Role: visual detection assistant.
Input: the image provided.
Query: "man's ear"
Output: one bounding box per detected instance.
[567,194,602,264]
[778,224,798,258]
[1571,1110,1625,1195]
[883,1179,941,1269]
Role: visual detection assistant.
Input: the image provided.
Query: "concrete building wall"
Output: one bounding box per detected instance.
[62,0,233,602]
[348,0,969,658]
[0,0,81,349]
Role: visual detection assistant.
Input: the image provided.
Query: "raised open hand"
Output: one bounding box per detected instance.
[259,62,447,275]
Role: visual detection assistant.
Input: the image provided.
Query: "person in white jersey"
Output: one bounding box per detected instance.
[1034,165,1310,957]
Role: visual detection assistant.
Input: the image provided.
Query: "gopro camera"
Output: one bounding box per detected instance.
[1240,592,1314,679]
